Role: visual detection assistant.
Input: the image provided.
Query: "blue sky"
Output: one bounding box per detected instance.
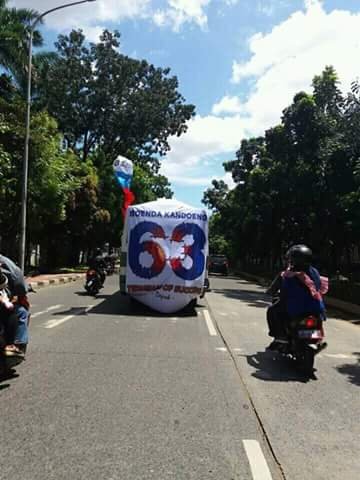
[11,0,360,207]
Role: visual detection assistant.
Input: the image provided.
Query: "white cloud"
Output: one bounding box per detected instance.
[10,0,149,33]
[163,0,360,190]
[161,114,245,187]
[153,0,211,31]
[230,0,360,133]
[10,0,219,33]
[212,95,245,115]
[256,0,291,17]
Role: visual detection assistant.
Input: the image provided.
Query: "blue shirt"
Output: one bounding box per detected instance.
[282,266,325,317]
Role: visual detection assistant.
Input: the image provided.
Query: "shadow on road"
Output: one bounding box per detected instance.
[71,290,200,318]
[244,351,311,383]
[0,368,19,391]
[211,287,270,309]
[336,352,360,387]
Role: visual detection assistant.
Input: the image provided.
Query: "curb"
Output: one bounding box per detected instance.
[27,274,85,290]
[236,271,360,317]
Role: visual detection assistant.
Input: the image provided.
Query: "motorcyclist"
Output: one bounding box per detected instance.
[266,245,328,350]
[0,254,30,357]
[104,248,117,275]
[88,248,107,287]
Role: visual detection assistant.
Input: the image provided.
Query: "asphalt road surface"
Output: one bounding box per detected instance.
[1,274,359,480]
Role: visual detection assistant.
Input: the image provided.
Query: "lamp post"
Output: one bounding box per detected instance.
[19,0,97,271]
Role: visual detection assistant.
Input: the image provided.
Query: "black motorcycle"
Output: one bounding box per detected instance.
[271,304,327,377]
[84,269,103,296]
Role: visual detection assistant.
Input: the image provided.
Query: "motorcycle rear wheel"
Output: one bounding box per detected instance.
[296,344,315,377]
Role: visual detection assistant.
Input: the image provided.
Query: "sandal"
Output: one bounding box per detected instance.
[4,344,24,357]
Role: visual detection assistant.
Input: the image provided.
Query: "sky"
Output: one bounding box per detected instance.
[10,0,360,207]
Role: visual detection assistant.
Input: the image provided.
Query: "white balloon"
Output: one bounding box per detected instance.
[113,155,133,176]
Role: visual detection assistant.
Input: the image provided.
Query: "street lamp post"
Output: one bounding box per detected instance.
[19,0,97,272]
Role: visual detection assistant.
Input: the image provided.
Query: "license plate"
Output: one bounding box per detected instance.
[298,329,322,339]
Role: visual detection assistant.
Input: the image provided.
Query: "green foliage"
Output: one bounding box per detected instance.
[0,14,192,268]
[38,29,195,165]
[204,67,360,272]
[0,0,43,87]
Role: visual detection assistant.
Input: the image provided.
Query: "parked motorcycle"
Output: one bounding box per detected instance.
[84,269,102,296]
[272,307,327,377]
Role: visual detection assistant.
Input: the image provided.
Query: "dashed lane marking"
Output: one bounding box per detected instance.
[44,315,75,329]
[322,353,358,360]
[243,440,273,480]
[31,305,63,319]
[204,309,217,336]
[43,305,93,329]
[215,347,227,352]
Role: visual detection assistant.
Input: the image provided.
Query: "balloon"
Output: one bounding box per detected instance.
[113,155,133,189]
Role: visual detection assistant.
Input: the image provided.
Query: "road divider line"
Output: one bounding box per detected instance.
[203,309,217,336]
[43,315,75,329]
[243,440,273,480]
[43,305,94,329]
[31,304,63,319]
[323,353,357,360]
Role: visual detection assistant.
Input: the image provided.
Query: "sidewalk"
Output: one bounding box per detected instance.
[26,273,85,289]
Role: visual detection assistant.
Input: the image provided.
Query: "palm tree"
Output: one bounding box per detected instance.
[0,0,43,86]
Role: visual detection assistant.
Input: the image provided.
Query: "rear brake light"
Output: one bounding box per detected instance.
[305,316,316,328]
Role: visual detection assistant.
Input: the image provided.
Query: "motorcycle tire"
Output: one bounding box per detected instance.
[85,280,99,296]
[296,344,315,377]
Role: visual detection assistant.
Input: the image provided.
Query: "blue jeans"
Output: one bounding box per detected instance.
[14,305,29,345]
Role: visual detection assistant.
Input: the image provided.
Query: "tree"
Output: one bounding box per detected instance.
[206,67,360,273]
[0,0,43,86]
[38,29,195,166]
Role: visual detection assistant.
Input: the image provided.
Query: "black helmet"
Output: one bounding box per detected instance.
[0,272,8,289]
[287,244,312,269]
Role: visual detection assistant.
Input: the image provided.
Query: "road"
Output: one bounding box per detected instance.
[1,274,359,480]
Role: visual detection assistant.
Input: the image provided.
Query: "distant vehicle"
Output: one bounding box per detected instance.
[209,255,229,275]
[84,269,102,296]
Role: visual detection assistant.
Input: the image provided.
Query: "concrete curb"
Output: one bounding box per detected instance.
[236,270,360,317]
[27,274,85,290]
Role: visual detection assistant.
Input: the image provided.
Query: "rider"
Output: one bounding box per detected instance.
[266,245,328,350]
[0,254,30,357]
[88,248,107,287]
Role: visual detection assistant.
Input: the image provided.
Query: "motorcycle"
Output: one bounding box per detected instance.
[84,269,103,296]
[105,261,115,276]
[271,301,327,377]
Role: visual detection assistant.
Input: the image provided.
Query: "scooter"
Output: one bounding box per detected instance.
[273,311,327,377]
[84,269,102,296]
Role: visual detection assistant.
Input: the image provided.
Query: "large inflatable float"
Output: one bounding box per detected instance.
[120,199,209,313]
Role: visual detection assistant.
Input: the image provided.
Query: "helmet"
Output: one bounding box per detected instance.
[0,272,8,289]
[286,244,312,270]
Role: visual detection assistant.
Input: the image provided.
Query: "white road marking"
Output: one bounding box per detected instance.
[204,309,217,336]
[44,315,75,329]
[233,348,243,352]
[216,347,227,352]
[323,353,358,360]
[31,305,63,319]
[43,305,93,329]
[243,440,273,480]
